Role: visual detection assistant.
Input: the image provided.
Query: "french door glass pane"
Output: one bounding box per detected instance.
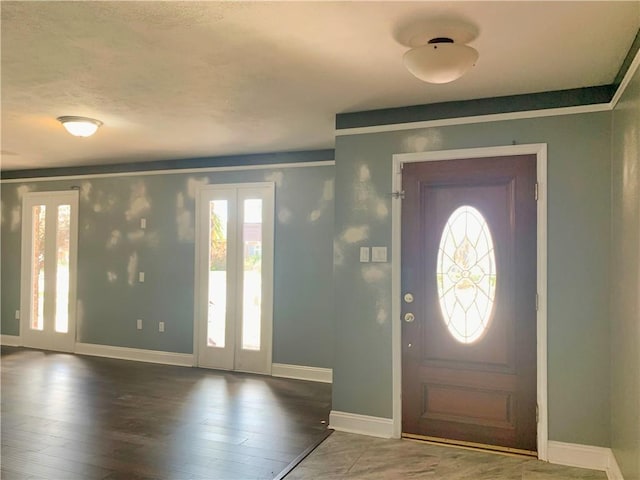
[31,205,46,331]
[208,200,228,348]
[55,205,71,333]
[242,199,262,351]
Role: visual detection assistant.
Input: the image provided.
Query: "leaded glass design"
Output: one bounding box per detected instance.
[436,206,496,344]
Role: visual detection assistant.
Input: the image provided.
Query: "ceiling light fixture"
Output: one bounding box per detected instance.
[57,116,103,137]
[399,20,479,84]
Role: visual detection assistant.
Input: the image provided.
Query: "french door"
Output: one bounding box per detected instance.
[195,183,274,374]
[20,190,79,352]
[401,155,537,454]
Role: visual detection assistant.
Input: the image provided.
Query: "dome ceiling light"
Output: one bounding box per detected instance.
[399,20,479,84]
[57,116,103,137]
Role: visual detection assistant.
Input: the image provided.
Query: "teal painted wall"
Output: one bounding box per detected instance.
[333,112,612,447]
[611,64,640,480]
[1,163,335,368]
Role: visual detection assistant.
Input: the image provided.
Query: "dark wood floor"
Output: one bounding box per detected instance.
[0,347,332,480]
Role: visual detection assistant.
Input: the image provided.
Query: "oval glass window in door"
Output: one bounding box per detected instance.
[436,206,497,344]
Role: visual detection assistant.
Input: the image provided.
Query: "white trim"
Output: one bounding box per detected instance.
[547,441,623,476]
[391,144,549,460]
[1,160,335,183]
[335,104,610,137]
[193,183,204,367]
[606,450,625,480]
[271,363,333,383]
[75,342,194,367]
[391,156,403,439]
[536,145,549,461]
[611,47,640,109]
[329,411,394,438]
[1,335,21,346]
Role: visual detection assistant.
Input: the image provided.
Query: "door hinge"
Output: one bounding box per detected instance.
[390,190,405,200]
[536,404,539,423]
[535,293,539,311]
[534,183,539,201]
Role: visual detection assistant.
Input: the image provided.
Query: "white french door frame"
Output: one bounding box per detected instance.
[391,144,548,460]
[193,182,274,374]
[19,190,79,352]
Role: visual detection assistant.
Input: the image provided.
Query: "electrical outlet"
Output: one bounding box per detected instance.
[136,319,142,330]
[159,322,165,333]
[140,218,146,229]
[139,272,145,283]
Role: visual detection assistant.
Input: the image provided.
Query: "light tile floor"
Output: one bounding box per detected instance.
[286,432,607,479]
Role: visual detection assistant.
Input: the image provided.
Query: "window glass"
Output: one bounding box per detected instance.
[436,206,496,344]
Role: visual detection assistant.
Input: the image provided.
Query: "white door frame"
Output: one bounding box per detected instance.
[391,143,548,460]
[193,182,275,374]
[19,190,79,352]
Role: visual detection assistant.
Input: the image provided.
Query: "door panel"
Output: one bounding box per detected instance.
[401,155,537,452]
[20,191,79,352]
[196,183,274,374]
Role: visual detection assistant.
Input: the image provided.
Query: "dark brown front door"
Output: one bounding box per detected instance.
[401,154,537,453]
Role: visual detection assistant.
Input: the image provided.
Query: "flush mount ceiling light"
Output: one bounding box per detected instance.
[57,116,103,137]
[400,20,479,84]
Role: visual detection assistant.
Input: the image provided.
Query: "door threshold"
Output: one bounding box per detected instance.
[402,433,537,458]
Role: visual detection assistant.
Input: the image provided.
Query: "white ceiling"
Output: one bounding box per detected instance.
[1,1,638,171]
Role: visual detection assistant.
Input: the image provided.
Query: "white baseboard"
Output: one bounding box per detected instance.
[548,441,625,479]
[329,410,394,438]
[271,363,332,383]
[75,342,194,367]
[606,450,624,480]
[0,335,21,346]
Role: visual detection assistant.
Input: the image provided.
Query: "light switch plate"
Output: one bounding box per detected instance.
[140,218,146,229]
[139,272,145,283]
[359,247,370,263]
[159,321,165,333]
[372,246,388,262]
[136,319,143,330]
